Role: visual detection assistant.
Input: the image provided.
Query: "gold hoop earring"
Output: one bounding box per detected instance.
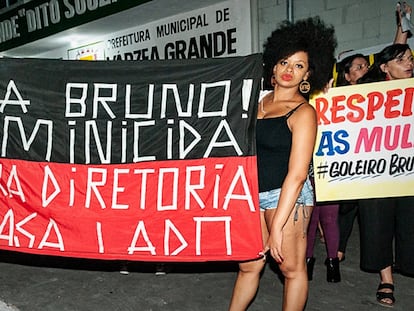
[299,80,310,93]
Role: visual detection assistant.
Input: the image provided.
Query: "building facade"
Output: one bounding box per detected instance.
[0,0,412,59]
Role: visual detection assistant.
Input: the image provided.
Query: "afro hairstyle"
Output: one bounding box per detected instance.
[262,16,337,94]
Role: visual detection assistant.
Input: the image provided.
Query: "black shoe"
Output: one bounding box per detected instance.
[376,283,395,307]
[325,257,341,283]
[306,257,315,281]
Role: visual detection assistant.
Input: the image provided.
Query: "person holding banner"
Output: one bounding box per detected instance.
[336,2,411,87]
[358,43,413,82]
[335,53,370,87]
[228,16,337,311]
[333,1,412,265]
[333,54,370,265]
[356,43,414,307]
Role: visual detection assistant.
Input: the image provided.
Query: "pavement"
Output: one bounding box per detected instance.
[0,223,413,311]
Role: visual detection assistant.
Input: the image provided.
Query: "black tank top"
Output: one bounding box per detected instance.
[256,103,304,192]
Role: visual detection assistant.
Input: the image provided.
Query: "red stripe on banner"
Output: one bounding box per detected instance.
[0,157,262,262]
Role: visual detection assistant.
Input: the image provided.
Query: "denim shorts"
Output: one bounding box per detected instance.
[259,177,314,211]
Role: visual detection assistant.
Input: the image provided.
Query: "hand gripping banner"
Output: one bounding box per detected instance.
[0,54,263,262]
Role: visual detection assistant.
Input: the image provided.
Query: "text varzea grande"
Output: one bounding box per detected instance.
[107,29,238,61]
[0,79,254,164]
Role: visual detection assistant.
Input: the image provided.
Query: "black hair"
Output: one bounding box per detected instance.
[262,16,337,95]
[335,53,368,86]
[357,43,411,84]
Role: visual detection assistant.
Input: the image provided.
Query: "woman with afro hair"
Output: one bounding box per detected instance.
[228,17,337,311]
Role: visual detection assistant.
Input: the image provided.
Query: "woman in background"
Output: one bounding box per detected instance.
[333,2,411,263]
[357,43,414,307]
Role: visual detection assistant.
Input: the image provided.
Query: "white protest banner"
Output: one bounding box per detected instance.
[311,78,414,201]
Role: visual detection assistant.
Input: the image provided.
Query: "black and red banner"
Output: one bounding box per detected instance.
[0,55,263,262]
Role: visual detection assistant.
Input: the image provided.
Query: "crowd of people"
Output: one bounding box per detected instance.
[0,1,412,311]
[115,3,413,311]
[227,2,413,310]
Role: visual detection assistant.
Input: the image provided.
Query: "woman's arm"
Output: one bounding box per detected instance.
[394,2,411,44]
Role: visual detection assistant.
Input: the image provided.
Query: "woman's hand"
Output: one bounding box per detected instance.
[323,78,334,93]
[397,2,413,32]
[263,228,284,263]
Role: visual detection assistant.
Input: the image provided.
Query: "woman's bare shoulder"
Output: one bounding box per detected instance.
[294,101,316,116]
[288,101,317,129]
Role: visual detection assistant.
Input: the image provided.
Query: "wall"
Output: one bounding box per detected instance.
[257,0,413,59]
[4,0,412,59]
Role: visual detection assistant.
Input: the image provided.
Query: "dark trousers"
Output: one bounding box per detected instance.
[359,196,414,275]
[307,203,339,259]
[338,201,359,253]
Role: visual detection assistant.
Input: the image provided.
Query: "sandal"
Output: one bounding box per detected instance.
[376,283,395,307]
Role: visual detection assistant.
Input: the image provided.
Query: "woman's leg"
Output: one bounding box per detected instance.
[359,198,396,306]
[305,205,319,280]
[228,259,267,311]
[377,266,394,306]
[306,205,320,258]
[228,211,268,311]
[359,198,395,270]
[279,204,313,311]
[319,204,341,282]
[337,201,358,260]
[395,196,414,275]
[319,204,340,259]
